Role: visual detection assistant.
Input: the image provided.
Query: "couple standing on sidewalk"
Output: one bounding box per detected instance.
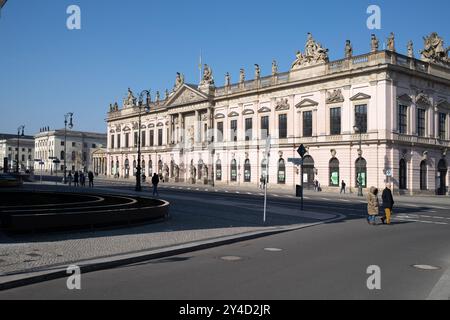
[367,184,394,225]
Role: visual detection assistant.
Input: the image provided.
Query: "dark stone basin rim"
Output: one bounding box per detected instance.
[2,195,138,213]
[0,193,105,209]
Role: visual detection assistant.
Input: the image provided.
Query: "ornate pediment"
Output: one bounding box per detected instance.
[258,106,271,113]
[228,111,239,118]
[416,93,432,107]
[296,98,318,108]
[326,89,344,104]
[215,113,225,119]
[275,98,290,111]
[397,94,412,103]
[148,124,155,128]
[122,126,131,132]
[350,93,371,101]
[242,109,255,115]
[165,84,208,107]
[156,122,164,127]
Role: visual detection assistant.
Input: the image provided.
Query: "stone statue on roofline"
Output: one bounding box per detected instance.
[345,40,353,58]
[254,64,260,80]
[420,32,449,65]
[371,34,379,53]
[174,72,184,91]
[124,88,136,107]
[272,60,278,76]
[291,33,329,70]
[387,32,395,52]
[407,40,414,58]
[225,72,231,87]
[201,64,214,86]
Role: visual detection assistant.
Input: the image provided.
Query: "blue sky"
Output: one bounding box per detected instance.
[0,0,449,135]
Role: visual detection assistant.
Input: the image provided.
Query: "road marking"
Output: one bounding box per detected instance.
[204,189,209,192]
[273,194,280,197]
[339,199,350,202]
[247,192,252,195]
[412,264,441,270]
[285,195,294,198]
[215,190,219,192]
[196,188,200,191]
[236,191,240,194]
[225,190,229,193]
[321,198,331,201]
[264,248,283,252]
[220,256,242,261]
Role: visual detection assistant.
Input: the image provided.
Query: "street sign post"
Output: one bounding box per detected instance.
[297,144,307,211]
[263,136,271,224]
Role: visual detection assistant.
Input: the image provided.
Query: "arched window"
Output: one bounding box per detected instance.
[132,160,137,176]
[437,159,448,195]
[329,158,340,187]
[198,160,203,180]
[303,155,315,189]
[61,151,65,160]
[278,158,286,184]
[142,160,145,175]
[71,151,76,161]
[355,157,367,188]
[158,160,163,174]
[230,159,237,182]
[170,160,175,178]
[216,160,222,181]
[244,159,251,182]
[124,159,130,178]
[148,159,153,176]
[261,158,269,183]
[111,160,114,175]
[420,160,427,191]
[399,159,407,190]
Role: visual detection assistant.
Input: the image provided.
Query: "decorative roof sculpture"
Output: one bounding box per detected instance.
[420,33,449,65]
[291,33,329,70]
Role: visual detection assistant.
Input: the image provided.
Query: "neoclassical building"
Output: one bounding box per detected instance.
[106,32,450,195]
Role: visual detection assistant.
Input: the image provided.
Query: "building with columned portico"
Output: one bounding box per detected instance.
[105,32,450,195]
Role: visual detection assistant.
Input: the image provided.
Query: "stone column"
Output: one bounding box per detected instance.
[194,110,200,143]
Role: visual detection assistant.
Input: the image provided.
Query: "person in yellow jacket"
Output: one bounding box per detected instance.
[366,187,379,225]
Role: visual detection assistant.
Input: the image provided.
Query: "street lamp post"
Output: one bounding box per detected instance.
[353,125,363,197]
[16,125,25,173]
[63,113,74,184]
[135,90,152,192]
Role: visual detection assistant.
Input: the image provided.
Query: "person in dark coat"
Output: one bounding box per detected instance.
[80,172,86,187]
[340,180,346,194]
[73,171,79,187]
[381,184,394,225]
[151,173,160,197]
[88,171,94,188]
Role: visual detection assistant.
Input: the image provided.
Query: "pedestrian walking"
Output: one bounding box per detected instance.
[340,180,346,194]
[68,172,73,186]
[73,171,79,187]
[366,187,379,225]
[88,171,94,188]
[152,173,160,197]
[314,180,318,192]
[259,175,266,190]
[80,172,86,187]
[381,184,394,225]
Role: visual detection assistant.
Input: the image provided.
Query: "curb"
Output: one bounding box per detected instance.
[427,264,450,300]
[0,213,344,291]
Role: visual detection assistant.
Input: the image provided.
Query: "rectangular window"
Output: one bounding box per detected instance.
[158,129,163,146]
[142,131,146,147]
[60,141,64,146]
[303,111,313,137]
[417,109,426,137]
[72,142,76,147]
[150,130,154,146]
[110,135,115,149]
[261,116,269,139]
[92,144,96,148]
[398,105,408,134]
[439,113,447,140]
[355,104,367,133]
[117,134,121,148]
[230,120,237,142]
[134,132,138,147]
[278,114,287,138]
[217,122,223,142]
[245,118,253,141]
[125,133,130,148]
[330,107,341,135]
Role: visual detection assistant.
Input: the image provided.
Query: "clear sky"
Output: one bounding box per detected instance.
[0,0,449,135]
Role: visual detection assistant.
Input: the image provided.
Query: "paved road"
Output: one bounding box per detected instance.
[1,182,449,299]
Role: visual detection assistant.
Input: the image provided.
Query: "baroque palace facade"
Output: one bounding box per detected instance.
[106,32,450,195]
